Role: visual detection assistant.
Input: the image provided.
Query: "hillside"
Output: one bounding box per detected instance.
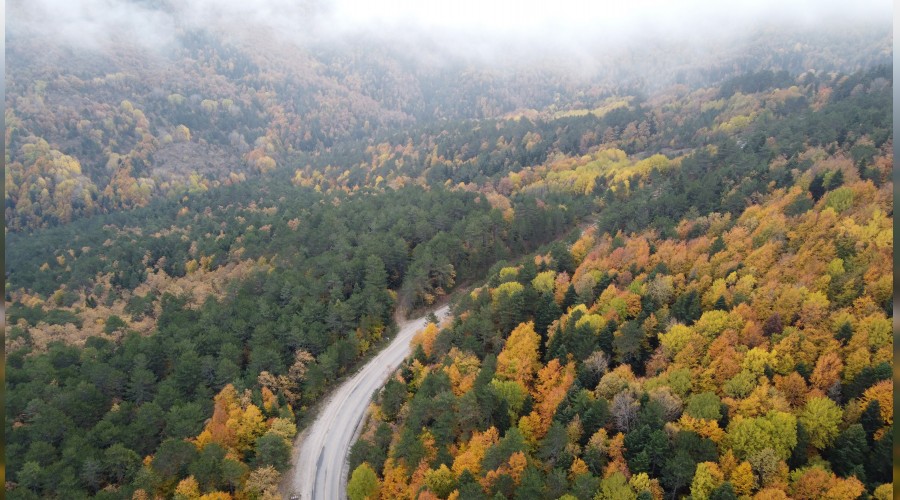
[348,142,893,499]
[342,68,894,499]
[4,3,893,499]
[5,13,890,230]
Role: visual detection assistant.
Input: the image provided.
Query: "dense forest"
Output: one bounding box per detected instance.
[346,73,893,499]
[5,18,890,231]
[4,4,894,499]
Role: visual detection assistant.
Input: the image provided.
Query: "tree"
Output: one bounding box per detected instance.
[252,432,292,471]
[747,448,781,489]
[381,378,408,421]
[713,295,729,311]
[104,315,127,334]
[611,391,640,433]
[662,449,697,497]
[515,465,546,499]
[596,471,636,500]
[708,482,738,500]
[537,422,569,467]
[534,292,561,339]
[860,400,882,442]
[787,421,809,469]
[496,322,541,388]
[686,392,722,421]
[691,462,725,500]
[614,320,647,371]
[424,464,456,498]
[128,354,157,404]
[165,402,206,440]
[725,411,797,460]
[551,243,576,274]
[348,462,380,500]
[810,352,842,393]
[492,282,526,333]
[562,284,579,311]
[826,424,867,477]
[519,359,575,441]
[809,172,826,201]
[729,462,754,497]
[861,380,892,427]
[102,443,141,485]
[153,438,198,480]
[763,313,783,336]
[798,397,841,449]
[189,442,228,493]
[17,461,45,494]
[173,476,200,499]
[672,290,702,324]
[244,466,281,499]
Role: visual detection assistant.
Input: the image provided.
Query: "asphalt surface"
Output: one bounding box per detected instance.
[288,305,451,500]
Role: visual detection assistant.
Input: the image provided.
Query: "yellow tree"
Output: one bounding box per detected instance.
[412,323,440,358]
[861,380,893,428]
[195,385,240,452]
[496,322,541,388]
[729,461,754,496]
[452,427,499,477]
[521,359,576,440]
[380,458,410,500]
[691,462,724,500]
[230,403,267,456]
[174,476,201,499]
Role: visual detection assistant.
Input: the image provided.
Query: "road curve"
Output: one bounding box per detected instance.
[287,305,451,500]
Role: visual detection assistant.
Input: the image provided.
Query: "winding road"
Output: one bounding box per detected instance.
[286,305,451,500]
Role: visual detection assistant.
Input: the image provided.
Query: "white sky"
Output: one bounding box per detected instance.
[7,0,892,58]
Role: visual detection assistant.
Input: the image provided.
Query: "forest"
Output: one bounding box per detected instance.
[346,72,893,499]
[4,5,894,499]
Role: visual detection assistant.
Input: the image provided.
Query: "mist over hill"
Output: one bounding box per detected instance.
[4,2,893,499]
[6,0,890,230]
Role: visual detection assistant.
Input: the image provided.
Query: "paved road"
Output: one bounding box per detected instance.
[287,305,451,500]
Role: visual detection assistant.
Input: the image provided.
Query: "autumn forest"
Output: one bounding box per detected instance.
[4,2,894,500]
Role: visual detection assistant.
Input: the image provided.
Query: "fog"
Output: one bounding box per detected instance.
[7,0,892,71]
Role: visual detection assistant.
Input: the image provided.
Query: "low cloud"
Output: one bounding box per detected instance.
[7,0,892,71]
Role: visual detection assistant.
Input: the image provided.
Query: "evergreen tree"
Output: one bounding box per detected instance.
[713,295,729,311]
[562,284,579,312]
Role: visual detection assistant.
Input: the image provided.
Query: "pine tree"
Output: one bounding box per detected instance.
[562,284,579,312]
[713,295,729,311]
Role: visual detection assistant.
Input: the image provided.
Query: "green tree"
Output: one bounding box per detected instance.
[562,284,579,311]
[104,315,127,334]
[127,354,157,404]
[686,392,722,421]
[252,432,292,471]
[596,471,636,500]
[827,424,867,478]
[102,443,141,485]
[798,396,842,449]
[662,449,697,497]
[152,438,198,480]
[492,281,526,333]
[380,378,407,421]
[708,482,737,500]
[726,411,797,460]
[515,466,546,499]
[189,442,227,492]
[348,462,379,500]
[425,464,456,498]
[534,292,561,341]
[860,400,882,442]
